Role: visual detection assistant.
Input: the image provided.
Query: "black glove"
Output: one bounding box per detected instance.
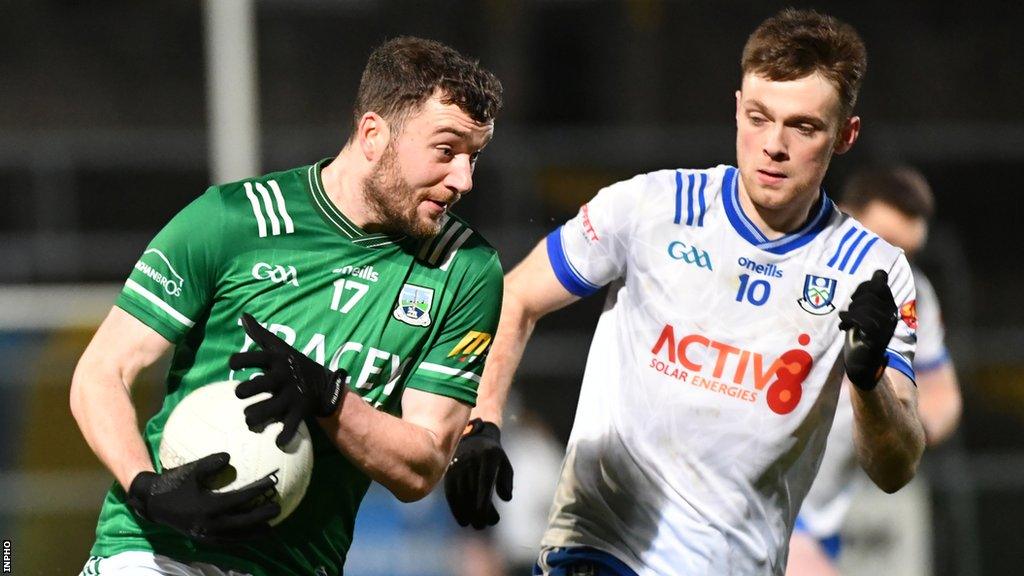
[444,418,513,529]
[126,452,279,545]
[839,269,899,391]
[229,313,346,447]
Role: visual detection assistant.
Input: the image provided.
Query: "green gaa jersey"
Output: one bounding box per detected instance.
[90,159,503,575]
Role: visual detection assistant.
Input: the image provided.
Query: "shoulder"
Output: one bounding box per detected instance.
[606,165,731,197]
[591,165,731,222]
[204,163,313,237]
[818,209,906,279]
[209,163,312,208]
[414,213,499,273]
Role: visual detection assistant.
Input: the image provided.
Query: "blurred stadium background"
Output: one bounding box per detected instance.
[2,1,1022,574]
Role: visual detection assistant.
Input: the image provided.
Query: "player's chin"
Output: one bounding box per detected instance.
[406,212,445,240]
[759,182,805,208]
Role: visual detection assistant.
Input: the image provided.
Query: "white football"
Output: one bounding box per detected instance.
[158,380,314,526]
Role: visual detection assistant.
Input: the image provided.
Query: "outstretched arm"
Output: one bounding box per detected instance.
[444,239,579,528]
[472,239,580,425]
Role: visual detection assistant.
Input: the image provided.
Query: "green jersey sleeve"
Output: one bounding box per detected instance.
[405,251,503,405]
[115,188,225,343]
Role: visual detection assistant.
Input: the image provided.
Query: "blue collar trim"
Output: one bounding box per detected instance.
[722,167,834,255]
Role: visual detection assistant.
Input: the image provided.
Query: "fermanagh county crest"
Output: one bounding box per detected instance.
[798,274,837,315]
[394,284,434,327]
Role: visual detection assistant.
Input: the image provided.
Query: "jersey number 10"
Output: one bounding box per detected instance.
[736,274,771,306]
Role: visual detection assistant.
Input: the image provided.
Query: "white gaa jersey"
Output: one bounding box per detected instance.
[797,268,945,539]
[540,165,917,575]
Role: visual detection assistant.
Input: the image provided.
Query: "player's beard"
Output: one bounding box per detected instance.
[362,144,442,240]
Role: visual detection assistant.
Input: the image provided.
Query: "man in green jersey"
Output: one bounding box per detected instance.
[71,36,503,576]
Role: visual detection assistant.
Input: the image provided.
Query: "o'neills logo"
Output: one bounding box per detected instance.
[648,324,813,415]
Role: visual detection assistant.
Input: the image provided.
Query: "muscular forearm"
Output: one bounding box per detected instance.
[70,352,155,491]
[471,242,577,425]
[851,371,926,493]
[318,394,451,502]
[471,290,538,426]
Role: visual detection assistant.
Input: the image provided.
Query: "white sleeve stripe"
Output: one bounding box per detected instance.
[124,279,195,328]
[254,182,282,236]
[268,180,295,233]
[244,183,268,238]
[439,228,473,271]
[416,362,481,383]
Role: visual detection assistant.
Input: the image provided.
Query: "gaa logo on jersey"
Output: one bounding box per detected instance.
[667,241,713,270]
[393,284,434,327]
[798,274,837,315]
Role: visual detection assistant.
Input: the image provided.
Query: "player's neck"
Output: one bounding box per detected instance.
[736,181,821,240]
[319,149,376,230]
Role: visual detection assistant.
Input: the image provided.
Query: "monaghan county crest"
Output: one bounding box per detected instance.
[394,283,434,327]
[798,274,837,315]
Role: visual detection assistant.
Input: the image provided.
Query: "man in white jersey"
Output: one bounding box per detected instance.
[442,9,926,576]
[787,165,963,575]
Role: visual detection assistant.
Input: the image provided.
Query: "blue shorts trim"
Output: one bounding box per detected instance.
[534,546,639,576]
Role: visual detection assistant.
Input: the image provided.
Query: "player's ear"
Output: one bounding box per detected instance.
[356,112,391,162]
[734,90,742,122]
[834,115,860,155]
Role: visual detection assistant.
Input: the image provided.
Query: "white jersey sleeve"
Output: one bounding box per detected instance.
[884,252,918,382]
[912,269,949,372]
[546,174,652,296]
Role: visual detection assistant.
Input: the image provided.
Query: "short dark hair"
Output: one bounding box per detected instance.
[352,36,503,137]
[741,8,867,119]
[840,165,935,219]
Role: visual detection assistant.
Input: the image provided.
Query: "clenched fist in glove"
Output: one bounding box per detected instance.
[839,270,899,391]
[444,418,514,529]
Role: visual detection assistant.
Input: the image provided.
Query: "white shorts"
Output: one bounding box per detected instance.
[79,552,253,576]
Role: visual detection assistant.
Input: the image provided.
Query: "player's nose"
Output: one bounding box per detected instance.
[762,126,789,162]
[445,155,474,195]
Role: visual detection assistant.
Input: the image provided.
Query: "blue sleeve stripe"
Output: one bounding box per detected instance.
[828,226,858,267]
[686,173,696,226]
[545,228,600,297]
[697,172,708,227]
[848,236,879,274]
[886,349,916,384]
[838,230,868,271]
[674,170,683,224]
[915,348,950,373]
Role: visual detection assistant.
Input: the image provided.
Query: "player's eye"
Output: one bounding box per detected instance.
[436,147,455,160]
[796,125,816,136]
[748,114,767,126]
